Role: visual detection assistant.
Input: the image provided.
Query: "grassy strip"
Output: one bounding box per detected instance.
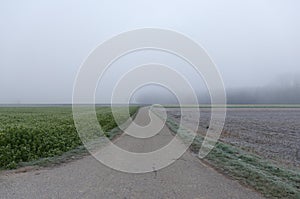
[165,117,300,199]
[18,145,89,168]
[0,106,139,169]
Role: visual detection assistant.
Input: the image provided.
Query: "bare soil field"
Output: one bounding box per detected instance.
[167,108,300,168]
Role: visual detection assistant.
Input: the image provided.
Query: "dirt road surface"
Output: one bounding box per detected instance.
[0,108,264,199]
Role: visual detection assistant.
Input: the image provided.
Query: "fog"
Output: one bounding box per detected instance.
[132,73,300,104]
[226,74,300,104]
[0,1,300,104]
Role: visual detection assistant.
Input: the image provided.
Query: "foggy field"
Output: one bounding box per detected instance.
[161,107,300,198]
[167,107,300,168]
[0,106,138,169]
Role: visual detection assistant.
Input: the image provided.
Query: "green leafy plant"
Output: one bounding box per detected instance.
[0,106,138,169]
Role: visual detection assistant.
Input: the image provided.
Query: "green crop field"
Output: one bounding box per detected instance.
[0,106,139,169]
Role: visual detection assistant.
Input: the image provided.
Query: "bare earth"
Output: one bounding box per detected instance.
[0,108,263,199]
[168,108,300,168]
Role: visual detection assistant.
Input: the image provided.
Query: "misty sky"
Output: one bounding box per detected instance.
[0,0,299,104]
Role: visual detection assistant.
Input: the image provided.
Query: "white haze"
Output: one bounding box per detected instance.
[0,0,299,104]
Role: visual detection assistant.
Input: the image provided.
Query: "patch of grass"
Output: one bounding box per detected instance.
[18,145,89,168]
[163,115,300,199]
[0,106,139,169]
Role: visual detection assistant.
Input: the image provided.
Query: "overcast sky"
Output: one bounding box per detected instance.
[0,0,299,104]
